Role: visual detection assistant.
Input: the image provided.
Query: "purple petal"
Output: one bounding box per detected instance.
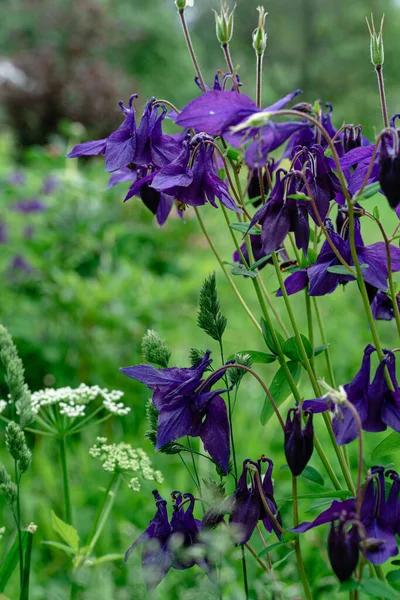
[105,129,136,172]
[302,398,330,413]
[245,122,310,168]
[66,138,107,158]
[276,269,309,297]
[265,89,303,112]
[156,194,174,226]
[176,91,258,137]
[340,145,375,169]
[364,519,398,565]
[199,396,230,473]
[292,499,356,533]
[157,403,200,448]
[107,168,136,189]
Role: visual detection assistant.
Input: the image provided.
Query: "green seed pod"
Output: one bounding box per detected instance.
[175,0,193,9]
[366,14,384,67]
[253,6,268,56]
[214,3,235,46]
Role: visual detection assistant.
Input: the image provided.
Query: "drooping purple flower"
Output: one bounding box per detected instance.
[246,169,310,256]
[293,467,400,567]
[125,490,212,593]
[284,407,314,476]
[204,457,282,545]
[277,218,400,297]
[11,198,46,213]
[122,170,176,226]
[379,131,400,210]
[343,125,363,154]
[175,89,302,138]
[120,351,230,472]
[67,96,181,173]
[151,140,240,213]
[303,346,400,444]
[107,167,137,190]
[195,71,241,93]
[372,290,400,321]
[244,121,311,168]
[232,234,272,271]
[328,514,360,582]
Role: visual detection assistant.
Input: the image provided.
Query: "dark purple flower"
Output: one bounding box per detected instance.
[10,255,33,274]
[125,490,212,593]
[205,457,281,545]
[247,167,272,207]
[244,121,311,168]
[175,89,302,138]
[284,407,314,476]
[232,234,272,270]
[247,169,310,256]
[123,170,176,226]
[343,125,363,154]
[151,140,239,213]
[67,96,181,173]
[293,468,400,567]
[379,131,400,210]
[372,290,400,321]
[328,515,360,582]
[11,198,46,213]
[195,71,241,93]
[303,346,400,444]
[120,351,230,473]
[277,219,400,297]
[107,167,137,190]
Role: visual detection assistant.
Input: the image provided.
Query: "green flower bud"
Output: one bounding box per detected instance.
[175,0,193,9]
[5,422,32,474]
[214,3,235,46]
[366,14,384,67]
[252,6,268,56]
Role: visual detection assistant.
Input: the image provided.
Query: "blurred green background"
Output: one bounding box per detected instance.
[0,0,399,598]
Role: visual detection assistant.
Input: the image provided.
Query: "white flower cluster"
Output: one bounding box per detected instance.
[89,437,164,491]
[30,384,130,418]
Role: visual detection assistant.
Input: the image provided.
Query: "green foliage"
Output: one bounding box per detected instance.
[0,325,33,427]
[51,511,80,555]
[0,531,28,592]
[227,352,253,386]
[260,361,302,425]
[0,464,17,505]
[141,329,171,368]
[197,273,227,342]
[189,348,207,367]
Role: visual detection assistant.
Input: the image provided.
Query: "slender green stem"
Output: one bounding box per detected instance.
[178,9,206,92]
[219,341,239,483]
[305,289,314,370]
[376,65,389,128]
[292,477,312,600]
[59,436,72,524]
[84,472,121,559]
[15,462,23,589]
[187,437,202,495]
[312,298,336,387]
[20,529,34,600]
[222,44,239,92]
[241,545,250,600]
[179,452,200,491]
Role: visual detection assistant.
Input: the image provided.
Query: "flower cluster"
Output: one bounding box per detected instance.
[89,437,163,488]
[31,384,129,418]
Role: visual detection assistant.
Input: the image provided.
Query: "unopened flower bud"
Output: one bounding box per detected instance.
[284,407,314,476]
[214,3,235,46]
[366,14,385,67]
[379,131,400,210]
[252,6,267,56]
[175,0,193,9]
[328,517,360,582]
[343,125,362,153]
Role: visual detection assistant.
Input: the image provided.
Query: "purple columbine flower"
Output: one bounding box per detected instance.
[203,457,282,545]
[303,346,400,444]
[247,169,310,256]
[379,130,400,210]
[120,351,230,473]
[11,198,46,213]
[67,96,181,173]
[328,513,360,582]
[151,139,239,213]
[125,490,211,593]
[284,407,314,476]
[175,89,303,139]
[293,467,400,567]
[277,218,400,297]
[372,290,400,321]
[195,70,241,93]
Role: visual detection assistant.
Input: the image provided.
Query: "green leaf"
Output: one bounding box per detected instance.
[387,570,400,591]
[229,222,261,235]
[391,560,400,566]
[287,192,311,201]
[218,168,226,181]
[41,541,76,555]
[249,254,272,271]
[0,532,28,592]
[301,465,325,486]
[231,265,258,279]
[272,550,295,569]
[227,350,276,364]
[260,361,301,425]
[362,181,381,199]
[260,318,286,355]
[361,578,399,599]
[339,580,360,592]
[373,205,381,220]
[282,335,313,362]
[280,490,353,502]
[327,264,368,275]
[314,344,330,356]
[371,432,400,460]
[305,498,338,513]
[51,511,80,554]
[258,541,284,557]
[88,553,125,566]
[226,147,242,162]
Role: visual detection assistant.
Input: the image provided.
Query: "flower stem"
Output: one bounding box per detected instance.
[305,289,314,370]
[222,44,239,92]
[20,528,34,600]
[376,65,389,128]
[84,472,120,561]
[292,477,313,600]
[178,9,206,92]
[59,436,72,525]
[187,436,202,496]
[14,463,24,589]
[312,298,336,387]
